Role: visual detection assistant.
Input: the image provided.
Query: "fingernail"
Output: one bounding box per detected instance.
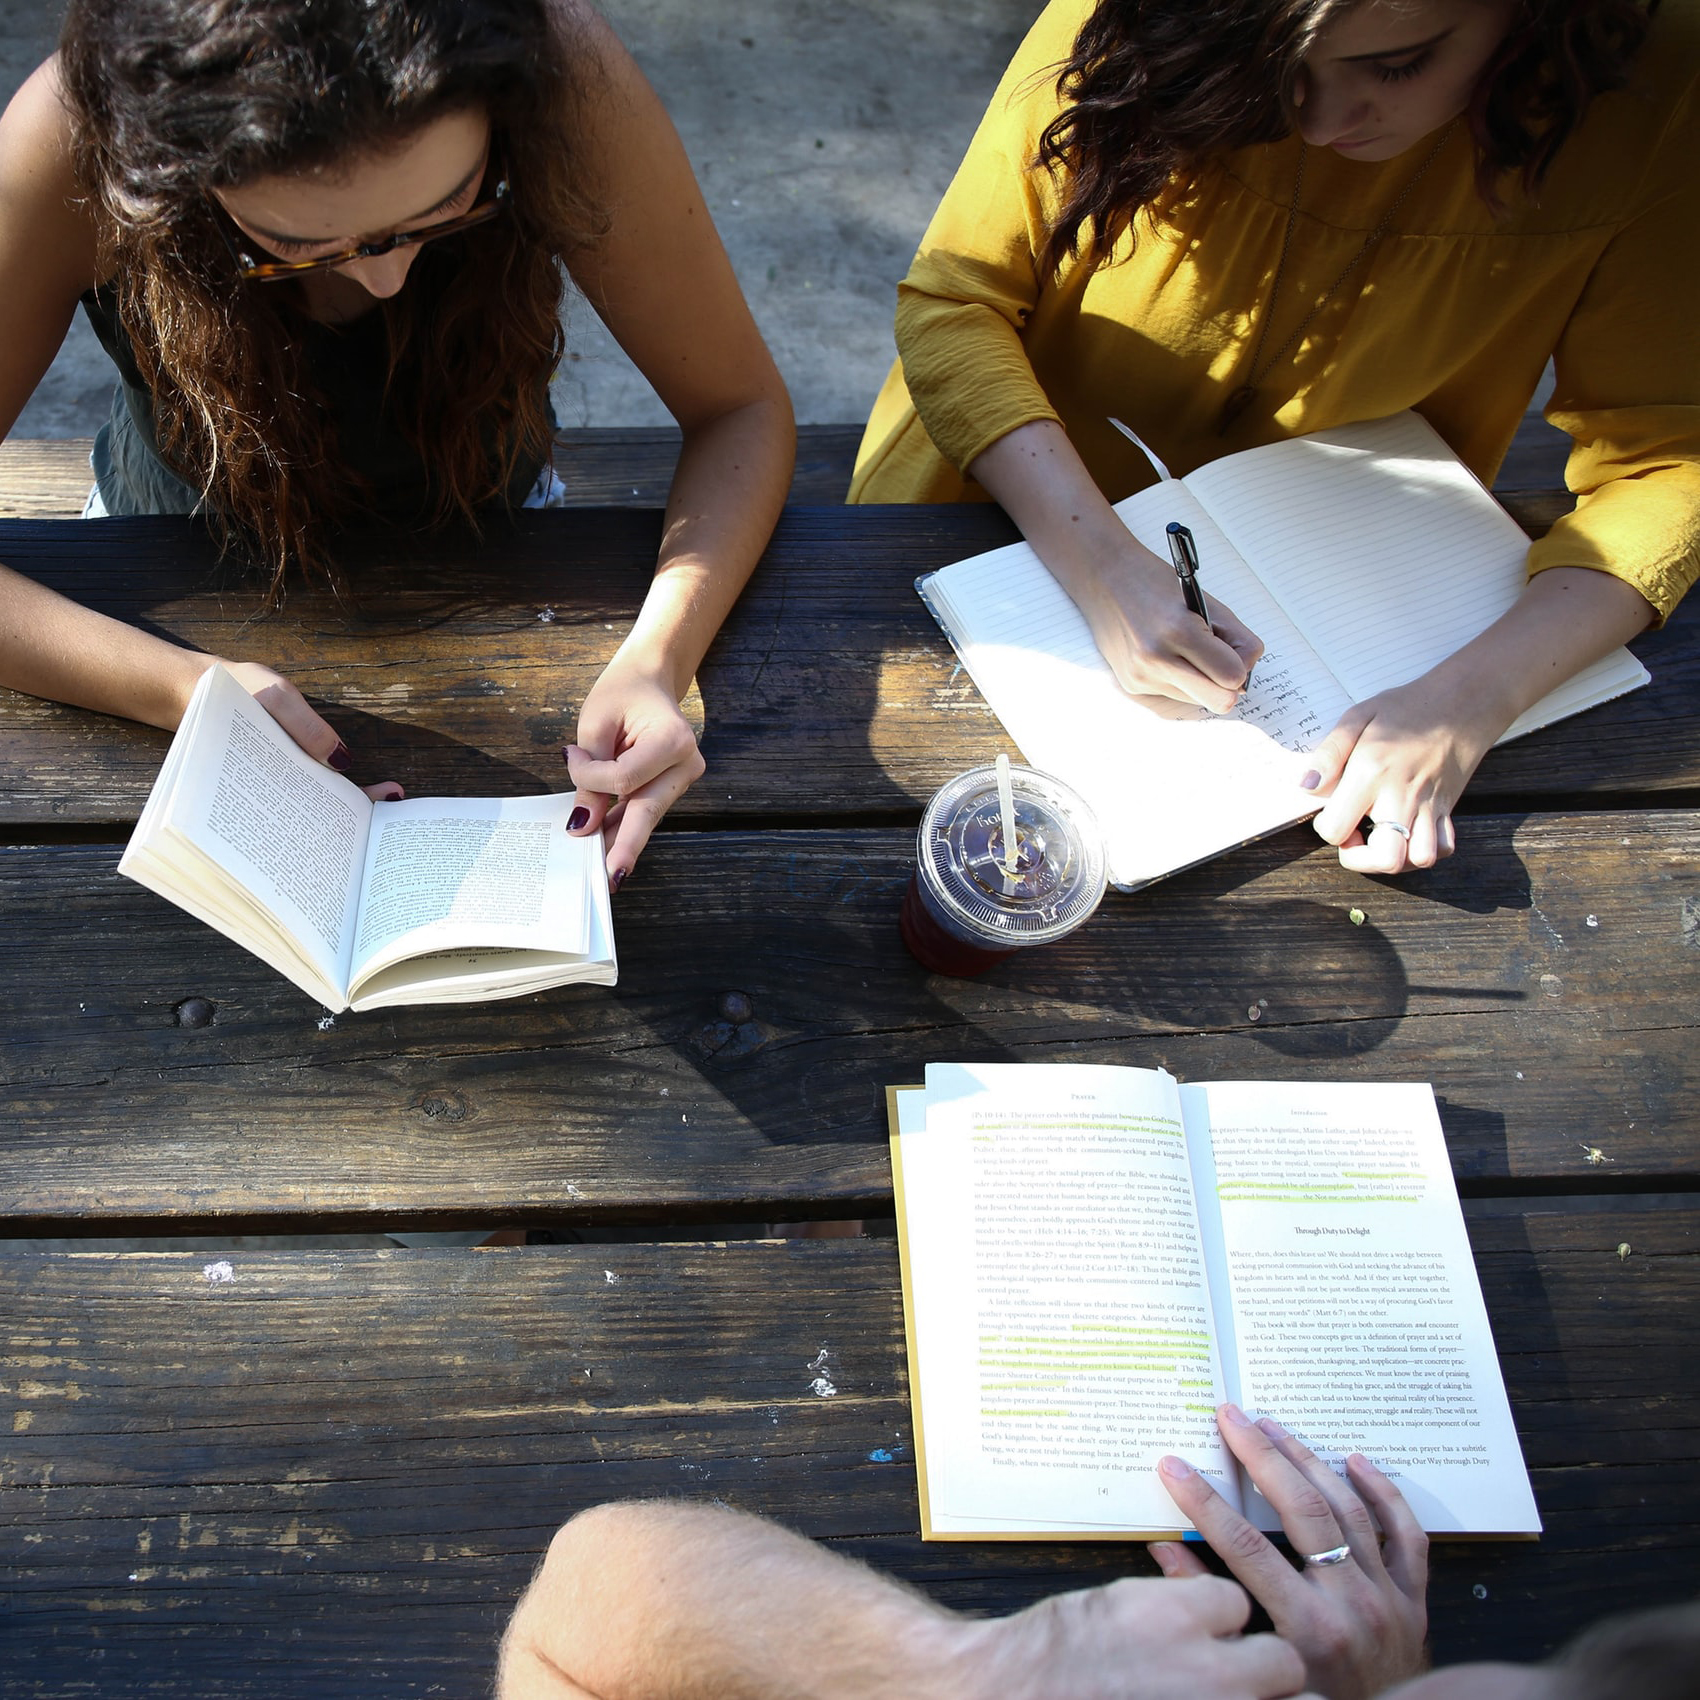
[567,806,590,832]
[609,868,626,894]
[1220,1402,1252,1428]
[380,786,403,802]
[560,745,576,768]
[1159,1455,1195,1480]
[328,743,353,772]
[1300,769,1321,791]
[1151,1543,1180,1574]
[1256,1415,1289,1439]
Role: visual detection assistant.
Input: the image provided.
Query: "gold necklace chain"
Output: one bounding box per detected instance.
[1216,119,1458,435]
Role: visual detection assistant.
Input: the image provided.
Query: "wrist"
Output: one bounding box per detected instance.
[603,633,694,704]
[166,651,219,727]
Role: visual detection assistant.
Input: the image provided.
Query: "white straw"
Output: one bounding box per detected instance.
[996,752,1018,877]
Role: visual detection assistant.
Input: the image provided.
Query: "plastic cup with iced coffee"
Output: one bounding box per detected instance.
[900,761,1107,976]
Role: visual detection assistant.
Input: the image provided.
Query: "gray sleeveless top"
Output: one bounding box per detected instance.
[80,283,545,521]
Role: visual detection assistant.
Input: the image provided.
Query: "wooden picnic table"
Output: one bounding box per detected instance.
[1,421,1696,1697]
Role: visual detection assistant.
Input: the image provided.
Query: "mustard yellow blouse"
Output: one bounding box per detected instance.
[850,0,1700,620]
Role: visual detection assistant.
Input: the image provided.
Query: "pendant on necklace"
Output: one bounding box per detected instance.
[1216,384,1257,435]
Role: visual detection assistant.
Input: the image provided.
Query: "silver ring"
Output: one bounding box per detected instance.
[1302,1543,1354,1567]
[1369,820,1411,840]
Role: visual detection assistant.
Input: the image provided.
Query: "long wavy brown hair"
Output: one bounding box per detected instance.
[58,0,605,596]
[1036,0,1658,275]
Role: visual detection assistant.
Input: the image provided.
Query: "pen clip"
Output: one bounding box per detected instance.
[1165,521,1211,628]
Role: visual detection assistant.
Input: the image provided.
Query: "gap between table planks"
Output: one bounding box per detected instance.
[2,811,1694,1234]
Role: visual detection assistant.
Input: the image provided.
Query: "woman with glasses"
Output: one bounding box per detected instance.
[0,0,794,883]
[851,0,1698,879]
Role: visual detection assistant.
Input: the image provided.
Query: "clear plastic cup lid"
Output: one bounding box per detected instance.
[916,763,1107,946]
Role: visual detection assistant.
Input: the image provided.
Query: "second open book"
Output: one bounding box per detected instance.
[918,411,1649,888]
[891,1063,1541,1540]
[120,663,615,1011]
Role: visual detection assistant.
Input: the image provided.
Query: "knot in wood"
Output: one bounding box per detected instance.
[719,990,754,1023]
[174,998,215,1029]
[413,1090,471,1123]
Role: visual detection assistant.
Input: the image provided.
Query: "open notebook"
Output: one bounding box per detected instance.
[918,411,1649,889]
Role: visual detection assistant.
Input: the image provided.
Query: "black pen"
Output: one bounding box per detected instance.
[1165,521,1212,628]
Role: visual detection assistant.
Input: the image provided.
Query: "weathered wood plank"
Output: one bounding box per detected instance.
[3,1210,1696,1693]
[0,411,1570,519]
[0,427,869,520]
[2,811,1694,1231]
[0,502,1694,828]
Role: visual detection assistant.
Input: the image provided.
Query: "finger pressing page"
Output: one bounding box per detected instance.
[1345,1455,1429,1596]
[1158,1453,1310,1613]
[1215,1404,1350,1565]
[257,689,343,767]
[1253,1418,1385,1571]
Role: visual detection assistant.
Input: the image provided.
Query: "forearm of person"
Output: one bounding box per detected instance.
[968,419,1150,623]
[0,560,212,728]
[611,392,792,697]
[497,1502,982,1700]
[1424,564,1654,737]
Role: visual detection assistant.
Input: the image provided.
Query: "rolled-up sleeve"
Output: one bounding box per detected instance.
[893,1,1089,473]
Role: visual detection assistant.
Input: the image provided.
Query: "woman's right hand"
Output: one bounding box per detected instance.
[220,659,403,802]
[1077,535,1263,711]
[967,420,1263,712]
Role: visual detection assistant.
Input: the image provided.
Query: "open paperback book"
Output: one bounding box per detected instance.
[119,663,615,1011]
[890,1062,1540,1540]
[918,410,1649,889]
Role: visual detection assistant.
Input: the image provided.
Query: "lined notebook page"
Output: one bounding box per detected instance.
[1187,411,1647,731]
[1185,413,1533,702]
[1112,481,1352,748]
[921,492,1315,889]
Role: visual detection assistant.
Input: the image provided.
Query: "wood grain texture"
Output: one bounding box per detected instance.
[0,499,1695,829]
[3,1212,1695,1694]
[0,411,1567,518]
[0,427,868,520]
[3,811,1694,1231]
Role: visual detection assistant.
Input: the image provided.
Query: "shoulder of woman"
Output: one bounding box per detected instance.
[1564,0,1700,210]
[0,56,99,289]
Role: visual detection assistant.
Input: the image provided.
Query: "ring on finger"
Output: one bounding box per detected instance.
[1301,1543,1354,1567]
[1368,819,1411,840]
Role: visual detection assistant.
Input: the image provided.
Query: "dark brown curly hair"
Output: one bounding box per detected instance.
[1036,0,1658,275]
[58,0,605,596]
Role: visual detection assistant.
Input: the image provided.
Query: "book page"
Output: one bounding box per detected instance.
[349,838,615,1009]
[141,664,371,996]
[1194,1081,1540,1534]
[899,1062,1237,1535]
[1186,413,1535,702]
[922,492,1321,888]
[348,794,591,985]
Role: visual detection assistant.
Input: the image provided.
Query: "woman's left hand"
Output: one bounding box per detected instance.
[1303,668,1507,875]
[1152,1405,1429,1700]
[562,655,706,890]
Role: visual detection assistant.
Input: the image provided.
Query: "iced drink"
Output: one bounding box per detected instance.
[900,763,1107,976]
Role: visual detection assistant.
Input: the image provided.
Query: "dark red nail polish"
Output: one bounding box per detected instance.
[381,787,403,802]
[560,745,573,767]
[567,806,590,832]
[609,868,626,894]
[328,743,353,772]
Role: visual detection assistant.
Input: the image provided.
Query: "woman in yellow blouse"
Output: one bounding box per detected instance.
[853,0,1699,876]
